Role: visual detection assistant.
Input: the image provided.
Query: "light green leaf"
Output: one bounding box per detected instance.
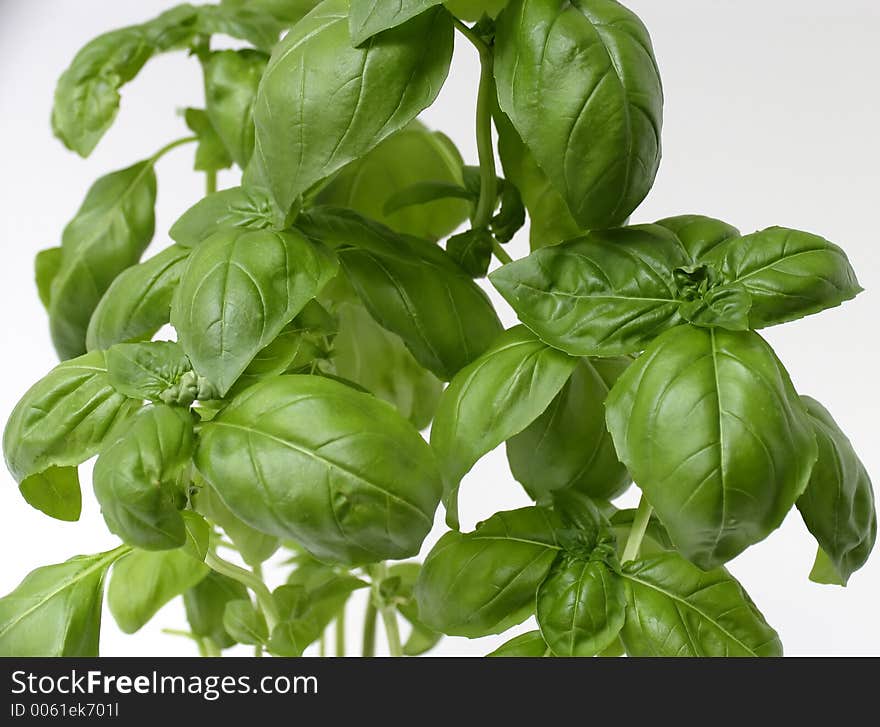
[223,600,268,645]
[19,466,82,523]
[35,247,63,310]
[183,572,249,650]
[169,187,275,248]
[487,630,548,657]
[349,0,444,46]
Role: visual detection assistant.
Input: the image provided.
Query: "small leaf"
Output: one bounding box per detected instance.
[35,247,63,310]
[106,341,193,402]
[349,0,444,45]
[19,466,82,523]
[169,187,275,248]
[446,229,494,278]
[487,630,548,657]
[184,108,233,173]
[223,600,268,645]
[184,572,249,650]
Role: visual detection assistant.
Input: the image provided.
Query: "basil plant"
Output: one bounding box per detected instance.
[1,0,873,658]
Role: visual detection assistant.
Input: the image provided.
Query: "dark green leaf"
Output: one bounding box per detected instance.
[171,227,338,395]
[184,108,233,173]
[223,600,268,645]
[487,630,548,657]
[491,179,526,243]
[654,214,740,262]
[431,326,577,527]
[184,572,249,649]
[445,0,508,21]
[797,396,876,585]
[18,467,82,523]
[494,0,663,229]
[606,326,817,569]
[508,357,631,503]
[446,228,494,278]
[620,553,782,656]
[195,375,442,565]
[253,0,453,215]
[35,247,63,310]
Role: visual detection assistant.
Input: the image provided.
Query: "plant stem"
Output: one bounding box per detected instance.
[362,599,377,657]
[380,606,403,658]
[205,169,217,195]
[150,135,198,164]
[491,239,513,265]
[335,606,346,657]
[320,631,327,657]
[622,494,654,563]
[205,551,279,631]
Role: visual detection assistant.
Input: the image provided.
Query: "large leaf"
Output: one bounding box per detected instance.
[507,357,631,503]
[416,507,563,637]
[3,352,138,517]
[796,397,876,585]
[430,326,577,527]
[252,0,453,216]
[50,161,157,359]
[315,122,469,240]
[536,554,625,656]
[0,547,125,656]
[301,208,502,379]
[349,1,444,45]
[171,227,338,396]
[494,0,663,229]
[86,245,190,352]
[620,553,782,657]
[490,225,688,356]
[703,227,862,328]
[606,326,817,569]
[195,375,442,565]
[93,406,195,551]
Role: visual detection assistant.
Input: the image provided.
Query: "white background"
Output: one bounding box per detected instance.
[0,0,878,656]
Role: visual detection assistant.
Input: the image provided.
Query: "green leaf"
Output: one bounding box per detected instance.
[171,227,338,396]
[349,1,444,46]
[316,122,470,241]
[444,0,508,21]
[108,540,209,634]
[253,0,453,216]
[223,600,268,645]
[35,247,63,310]
[796,397,876,585]
[494,0,663,229]
[403,621,442,656]
[50,161,157,359]
[494,108,580,250]
[93,406,195,551]
[301,208,503,380]
[196,4,282,53]
[446,228,494,278]
[106,341,193,402]
[808,548,848,587]
[487,630,548,657]
[536,555,625,657]
[431,326,577,527]
[620,553,782,657]
[415,507,563,637]
[330,298,442,429]
[703,227,863,328]
[606,326,817,569]
[490,225,689,356]
[184,108,233,173]
[202,50,267,168]
[18,466,82,523]
[654,215,740,262]
[86,245,191,352]
[184,572,249,650]
[194,484,280,566]
[508,357,631,503]
[3,352,138,506]
[169,187,275,248]
[195,375,442,565]
[223,0,322,26]
[0,547,125,656]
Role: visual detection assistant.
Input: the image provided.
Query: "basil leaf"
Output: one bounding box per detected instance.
[655,214,740,262]
[620,553,782,657]
[302,208,502,380]
[0,547,125,656]
[796,396,876,586]
[183,572,248,650]
[490,225,688,356]
[171,227,338,396]
[316,122,469,241]
[18,467,82,523]
[508,357,631,503]
[3,352,138,512]
[494,0,663,229]
[494,108,580,250]
[195,375,442,565]
[703,227,863,328]
[50,161,157,359]
[223,0,322,25]
[202,50,267,168]
[107,521,210,634]
[170,187,275,248]
[444,0,508,21]
[431,326,577,527]
[253,0,453,216]
[223,600,268,645]
[536,555,625,657]
[106,341,193,402]
[86,245,191,352]
[349,1,444,46]
[415,507,563,637]
[185,107,233,173]
[446,228,494,278]
[93,406,195,551]
[196,4,282,53]
[487,630,548,657]
[331,299,442,429]
[606,325,817,569]
[35,247,63,310]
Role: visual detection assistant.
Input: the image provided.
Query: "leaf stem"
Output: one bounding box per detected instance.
[150,135,198,164]
[380,605,403,658]
[206,169,217,195]
[205,551,279,632]
[622,493,654,563]
[362,599,377,657]
[491,239,513,265]
[335,605,346,657]
[451,17,489,55]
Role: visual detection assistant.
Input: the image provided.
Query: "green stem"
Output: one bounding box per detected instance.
[335,605,346,657]
[202,637,221,657]
[491,238,513,265]
[380,606,403,658]
[622,494,654,563]
[320,631,327,657]
[205,169,217,195]
[150,135,198,164]
[362,600,377,657]
[205,551,279,631]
